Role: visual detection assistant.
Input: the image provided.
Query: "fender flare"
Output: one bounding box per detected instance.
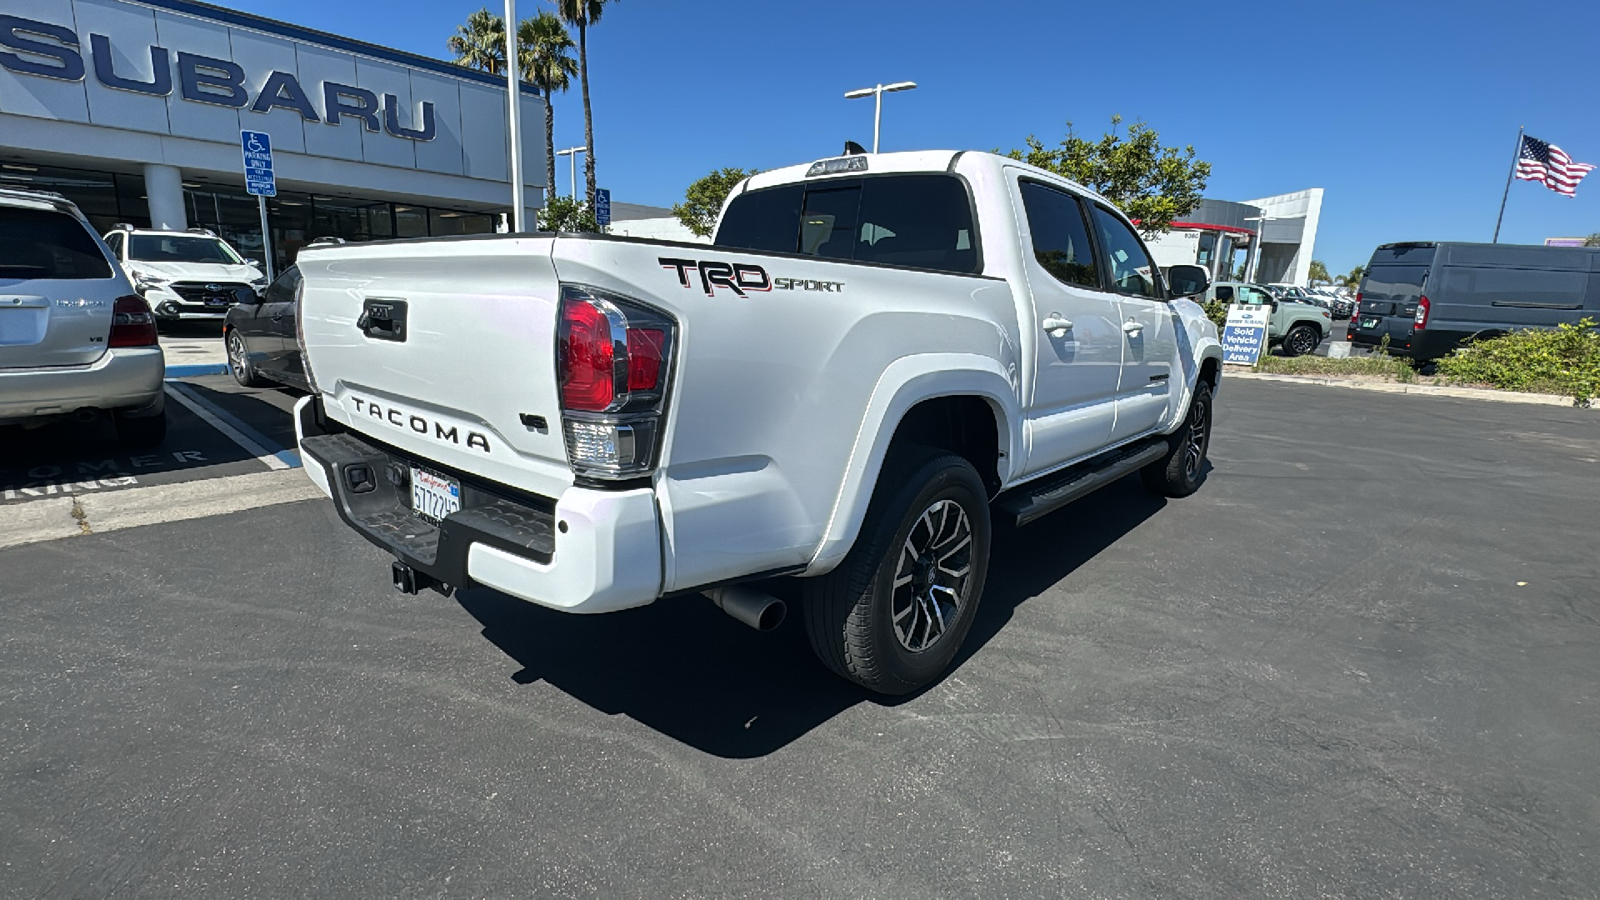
[805,353,1020,575]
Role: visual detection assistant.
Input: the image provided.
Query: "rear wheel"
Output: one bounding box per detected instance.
[116,408,167,448]
[804,448,991,695]
[1142,381,1213,498]
[227,328,269,387]
[1283,324,1320,357]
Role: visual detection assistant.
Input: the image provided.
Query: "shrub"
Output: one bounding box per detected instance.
[1200,298,1230,329]
[1257,352,1414,381]
[1434,319,1600,406]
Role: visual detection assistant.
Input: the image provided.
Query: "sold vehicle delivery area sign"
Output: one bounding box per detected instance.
[1221,305,1269,365]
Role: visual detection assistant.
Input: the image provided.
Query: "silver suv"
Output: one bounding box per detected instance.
[0,188,166,446]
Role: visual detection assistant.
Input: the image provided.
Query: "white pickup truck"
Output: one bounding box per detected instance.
[292,150,1223,694]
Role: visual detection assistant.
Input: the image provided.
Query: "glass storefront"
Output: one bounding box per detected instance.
[0,160,501,273]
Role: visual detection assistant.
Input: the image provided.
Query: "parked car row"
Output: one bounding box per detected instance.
[1206,281,1334,356]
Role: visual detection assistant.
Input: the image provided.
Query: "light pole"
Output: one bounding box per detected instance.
[504,0,525,231]
[556,146,587,199]
[843,81,916,153]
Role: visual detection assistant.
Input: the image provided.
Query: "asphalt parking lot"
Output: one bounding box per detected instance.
[0,375,301,507]
[2,378,1598,898]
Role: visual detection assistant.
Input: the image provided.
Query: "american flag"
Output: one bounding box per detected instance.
[1514,135,1596,197]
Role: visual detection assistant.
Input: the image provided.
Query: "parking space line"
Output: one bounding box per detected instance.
[162,382,300,470]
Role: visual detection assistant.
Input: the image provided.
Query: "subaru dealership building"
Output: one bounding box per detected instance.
[0,0,544,272]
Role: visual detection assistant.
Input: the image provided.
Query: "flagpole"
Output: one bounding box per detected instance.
[1492,126,1523,243]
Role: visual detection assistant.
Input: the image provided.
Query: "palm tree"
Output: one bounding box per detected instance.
[556,0,615,208]
[1308,259,1330,285]
[447,8,506,77]
[520,13,577,205]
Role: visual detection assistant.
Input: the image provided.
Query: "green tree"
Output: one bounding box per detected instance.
[1337,264,1366,287]
[536,195,598,232]
[1308,260,1330,284]
[521,12,578,206]
[1007,115,1210,236]
[556,0,616,209]
[672,168,755,238]
[1584,233,1600,247]
[447,8,507,76]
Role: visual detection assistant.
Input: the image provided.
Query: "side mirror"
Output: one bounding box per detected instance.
[1166,263,1210,299]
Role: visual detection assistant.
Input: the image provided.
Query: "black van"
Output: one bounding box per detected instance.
[1349,242,1600,360]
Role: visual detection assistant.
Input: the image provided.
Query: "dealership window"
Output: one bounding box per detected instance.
[395,205,429,238]
[429,207,496,236]
[1196,232,1215,269]
[0,159,500,272]
[0,162,134,235]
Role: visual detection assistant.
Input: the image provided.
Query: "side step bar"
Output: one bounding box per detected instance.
[998,441,1167,527]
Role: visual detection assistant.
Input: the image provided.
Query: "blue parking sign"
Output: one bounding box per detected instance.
[594,188,610,227]
[241,130,276,197]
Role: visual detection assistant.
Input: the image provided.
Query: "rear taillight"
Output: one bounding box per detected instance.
[557,284,676,480]
[108,294,158,348]
[1414,295,1430,330]
[293,278,319,392]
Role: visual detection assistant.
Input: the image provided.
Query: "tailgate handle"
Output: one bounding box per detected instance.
[357,298,407,342]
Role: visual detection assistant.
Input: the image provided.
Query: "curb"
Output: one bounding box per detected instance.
[164,363,230,378]
[1224,369,1593,410]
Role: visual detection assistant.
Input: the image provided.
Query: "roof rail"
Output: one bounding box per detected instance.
[185,226,218,237]
[308,236,347,246]
[0,184,71,204]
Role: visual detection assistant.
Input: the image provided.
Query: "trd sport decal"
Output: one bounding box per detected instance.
[659,258,844,297]
[660,258,770,297]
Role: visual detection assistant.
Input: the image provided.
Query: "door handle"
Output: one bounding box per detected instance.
[1041,314,1073,337]
[1122,319,1145,336]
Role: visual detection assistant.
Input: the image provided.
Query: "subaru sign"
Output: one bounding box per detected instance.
[241,130,275,197]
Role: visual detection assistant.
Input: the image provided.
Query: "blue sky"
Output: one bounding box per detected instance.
[226,0,1600,274]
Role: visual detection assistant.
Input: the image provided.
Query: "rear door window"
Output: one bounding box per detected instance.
[1019,181,1099,289]
[715,174,979,274]
[0,207,113,280]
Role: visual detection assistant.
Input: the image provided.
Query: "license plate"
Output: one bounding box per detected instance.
[1360,318,1378,329]
[410,467,460,523]
[205,296,229,307]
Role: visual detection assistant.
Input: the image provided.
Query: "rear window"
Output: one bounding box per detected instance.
[0,206,113,280]
[715,174,979,274]
[1362,264,1428,306]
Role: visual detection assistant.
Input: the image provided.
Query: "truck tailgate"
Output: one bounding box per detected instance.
[296,236,574,498]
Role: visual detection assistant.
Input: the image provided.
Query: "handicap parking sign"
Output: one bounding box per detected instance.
[240,130,276,197]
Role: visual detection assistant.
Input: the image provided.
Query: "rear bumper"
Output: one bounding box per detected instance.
[0,346,165,422]
[1349,327,1462,360]
[294,395,662,614]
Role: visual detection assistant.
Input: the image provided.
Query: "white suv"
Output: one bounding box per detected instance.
[0,188,166,445]
[102,226,267,323]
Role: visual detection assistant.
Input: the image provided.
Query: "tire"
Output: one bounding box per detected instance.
[1141,380,1213,498]
[116,408,167,448]
[227,328,269,387]
[804,448,992,695]
[1282,324,1320,357]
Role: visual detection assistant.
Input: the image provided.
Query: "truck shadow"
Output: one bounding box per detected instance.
[455,474,1170,759]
